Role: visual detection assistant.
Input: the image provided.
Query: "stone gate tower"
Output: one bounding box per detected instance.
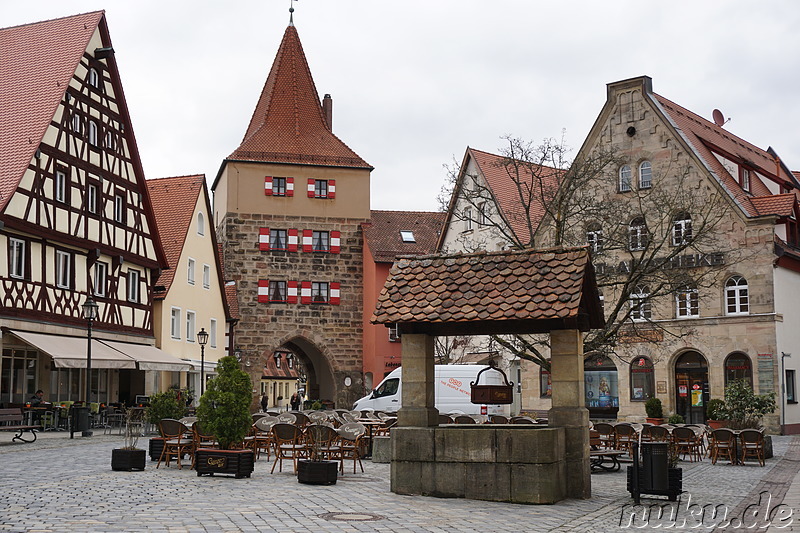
[211,20,372,409]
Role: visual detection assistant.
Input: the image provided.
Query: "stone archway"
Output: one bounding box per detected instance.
[282,337,335,405]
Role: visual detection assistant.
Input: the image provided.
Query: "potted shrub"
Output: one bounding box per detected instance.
[705,398,727,430]
[111,408,146,471]
[146,388,187,461]
[195,356,255,478]
[297,424,339,485]
[667,413,685,424]
[644,397,664,425]
[723,379,777,459]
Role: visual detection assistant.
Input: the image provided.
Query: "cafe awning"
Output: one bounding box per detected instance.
[182,359,219,373]
[8,330,136,369]
[98,340,191,372]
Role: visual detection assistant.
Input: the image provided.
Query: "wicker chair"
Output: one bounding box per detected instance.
[454,415,476,424]
[592,422,615,450]
[438,414,454,424]
[489,414,509,424]
[304,424,342,467]
[740,429,766,466]
[613,424,638,455]
[709,428,736,465]
[338,422,367,474]
[270,423,306,473]
[157,419,192,469]
[641,425,669,443]
[672,426,703,462]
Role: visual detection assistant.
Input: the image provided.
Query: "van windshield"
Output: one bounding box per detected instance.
[373,378,399,398]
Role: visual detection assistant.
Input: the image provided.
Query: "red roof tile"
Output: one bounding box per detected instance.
[261,354,301,380]
[364,210,446,262]
[0,11,104,211]
[147,175,204,295]
[750,194,797,218]
[372,247,603,335]
[229,25,370,170]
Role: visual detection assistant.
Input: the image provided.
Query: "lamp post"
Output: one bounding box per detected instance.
[197,328,209,396]
[81,297,99,438]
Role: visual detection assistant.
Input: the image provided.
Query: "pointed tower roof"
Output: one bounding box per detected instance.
[229,25,371,170]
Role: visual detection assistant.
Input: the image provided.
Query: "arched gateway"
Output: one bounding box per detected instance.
[372,247,604,504]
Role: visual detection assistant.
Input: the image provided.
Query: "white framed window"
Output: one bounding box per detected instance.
[314,179,329,198]
[104,130,116,151]
[88,68,99,88]
[464,207,473,231]
[400,230,415,243]
[87,183,98,214]
[630,285,651,321]
[639,161,652,189]
[629,217,648,251]
[93,261,107,297]
[787,369,796,403]
[586,223,603,253]
[676,286,699,318]
[478,202,488,225]
[187,258,195,285]
[88,121,98,146]
[9,238,26,279]
[672,213,692,246]
[114,193,125,223]
[56,250,71,289]
[203,264,210,289]
[71,114,82,134]
[210,319,217,348]
[55,170,67,203]
[270,229,288,250]
[312,231,330,252]
[186,311,196,342]
[170,308,181,339]
[197,212,205,236]
[740,167,751,192]
[273,177,287,196]
[725,276,749,315]
[127,270,140,303]
[619,165,632,192]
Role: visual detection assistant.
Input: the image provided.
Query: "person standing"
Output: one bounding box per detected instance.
[260,393,269,412]
[290,392,301,411]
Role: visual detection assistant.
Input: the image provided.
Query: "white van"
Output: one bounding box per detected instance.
[353,365,511,416]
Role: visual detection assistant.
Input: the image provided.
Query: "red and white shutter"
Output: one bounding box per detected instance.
[258,280,269,303]
[288,229,299,252]
[300,281,312,304]
[307,178,315,198]
[287,281,298,304]
[330,282,340,305]
[259,228,270,251]
[302,229,313,252]
[264,176,273,196]
[330,231,341,254]
[328,179,336,199]
[286,177,294,197]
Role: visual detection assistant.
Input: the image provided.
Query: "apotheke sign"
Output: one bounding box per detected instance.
[596,252,725,275]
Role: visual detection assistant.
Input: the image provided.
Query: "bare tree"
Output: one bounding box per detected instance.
[440,135,750,369]
[434,335,479,365]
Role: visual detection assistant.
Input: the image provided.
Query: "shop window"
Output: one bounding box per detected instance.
[584,354,619,417]
[630,356,655,401]
[724,353,753,388]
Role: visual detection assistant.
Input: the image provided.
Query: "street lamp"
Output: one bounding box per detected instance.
[81,297,99,438]
[197,328,209,396]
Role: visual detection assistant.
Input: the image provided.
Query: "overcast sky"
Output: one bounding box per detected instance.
[6,1,800,212]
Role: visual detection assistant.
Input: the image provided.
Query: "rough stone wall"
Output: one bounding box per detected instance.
[220,212,366,409]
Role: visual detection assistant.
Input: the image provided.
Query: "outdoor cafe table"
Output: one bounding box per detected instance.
[357,419,385,458]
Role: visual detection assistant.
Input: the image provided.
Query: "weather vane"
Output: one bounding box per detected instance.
[289,0,298,25]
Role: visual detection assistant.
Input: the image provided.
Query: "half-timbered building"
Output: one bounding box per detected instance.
[0,12,182,407]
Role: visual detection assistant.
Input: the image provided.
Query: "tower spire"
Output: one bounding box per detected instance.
[289,0,297,26]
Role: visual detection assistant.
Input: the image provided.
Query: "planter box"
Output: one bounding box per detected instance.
[195,448,254,478]
[112,448,146,471]
[297,459,338,485]
[149,437,166,462]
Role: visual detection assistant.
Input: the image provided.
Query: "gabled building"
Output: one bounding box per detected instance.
[147,175,233,399]
[362,210,445,390]
[0,12,181,406]
[211,19,372,409]
[535,76,800,432]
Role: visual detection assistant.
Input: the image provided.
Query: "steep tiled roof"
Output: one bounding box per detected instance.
[0,11,104,211]
[229,25,370,169]
[751,194,797,218]
[372,247,603,335]
[653,93,794,218]
[470,148,562,242]
[261,354,301,380]
[218,243,241,321]
[147,175,204,295]
[364,211,446,262]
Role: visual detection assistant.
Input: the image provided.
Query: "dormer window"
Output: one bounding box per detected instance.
[740,167,751,192]
[400,230,415,243]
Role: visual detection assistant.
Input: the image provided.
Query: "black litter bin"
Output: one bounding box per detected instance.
[640,442,669,492]
[70,405,90,438]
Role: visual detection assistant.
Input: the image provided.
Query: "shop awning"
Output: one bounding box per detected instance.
[8,330,136,369]
[182,359,219,373]
[99,340,191,372]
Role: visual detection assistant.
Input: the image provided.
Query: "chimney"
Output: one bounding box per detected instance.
[322,94,333,132]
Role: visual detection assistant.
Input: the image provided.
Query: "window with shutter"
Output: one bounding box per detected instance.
[288,229,299,251]
[330,282,340,305]
[308,179,335,198]
[264,176,273,196]
[311,282,329,303]
[259,228,270,251]
[300,281,312,304]
[302,229,313,252]
[312,231,330,252]
[330,231,341,254]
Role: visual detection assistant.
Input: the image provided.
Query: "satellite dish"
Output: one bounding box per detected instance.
[712,109,725,127]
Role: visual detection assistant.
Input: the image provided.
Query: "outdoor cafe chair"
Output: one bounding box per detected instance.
[253,416,279,460]
[304,424,343,466]
[157,419,192,469]
[709,428,736,465]
[592,423,615,449]
[338,422,367,473]
[489,414,509,424]
[641,425,669,443]
[307,411,328,424]
[270,423,306,473]
[277,412,297,425]
[740,429,766,466]
[672,426,703,462]
[510,416,536,424]
[613,423,638,455]
[438,414,454,424]
[454,415,476,424]
[292,412,311,427]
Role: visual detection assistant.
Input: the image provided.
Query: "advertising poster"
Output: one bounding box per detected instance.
[585,371,619,408]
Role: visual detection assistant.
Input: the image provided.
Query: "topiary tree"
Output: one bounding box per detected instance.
[644,397,663,419]
[146,388,186,425]
[722,379,776,430]
[196,356,253,449]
